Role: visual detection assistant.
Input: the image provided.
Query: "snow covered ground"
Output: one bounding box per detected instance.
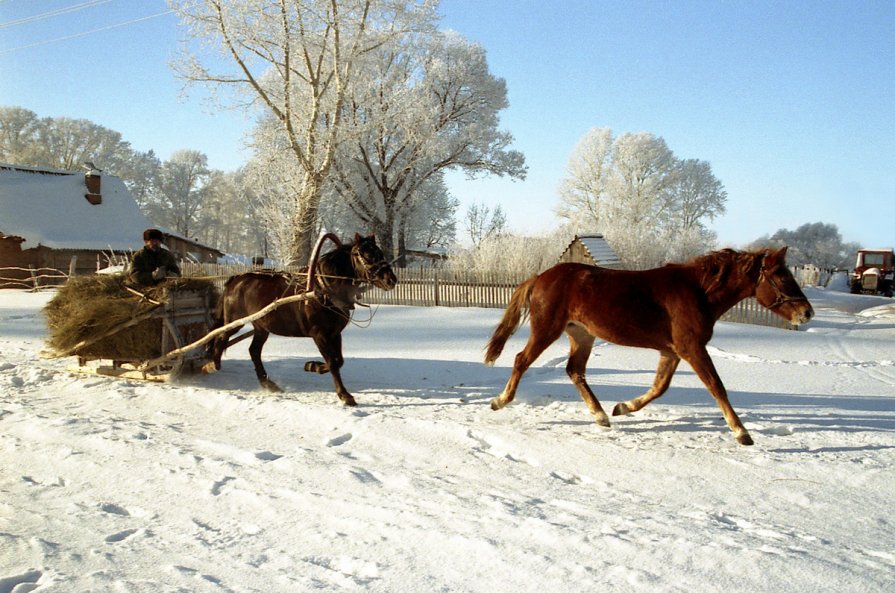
[1,279,893,592]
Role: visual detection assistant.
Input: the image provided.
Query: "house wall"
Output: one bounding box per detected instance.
[163,235,221,263]
[32,247,129,275]
[0,237,36,283]
[0,239,132,287]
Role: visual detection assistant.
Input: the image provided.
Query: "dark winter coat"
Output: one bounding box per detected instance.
[129,245,181,285]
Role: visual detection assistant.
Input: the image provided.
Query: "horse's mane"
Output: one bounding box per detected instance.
[688,248,763,298]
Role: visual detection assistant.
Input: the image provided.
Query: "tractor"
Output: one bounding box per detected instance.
[850,248,894,297]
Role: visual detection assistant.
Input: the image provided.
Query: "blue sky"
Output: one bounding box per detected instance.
[1,0,892,248]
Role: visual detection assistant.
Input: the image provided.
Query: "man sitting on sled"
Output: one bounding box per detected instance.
[129,228,181,286]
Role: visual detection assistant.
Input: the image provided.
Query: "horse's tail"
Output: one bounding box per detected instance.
[484,275,538,366]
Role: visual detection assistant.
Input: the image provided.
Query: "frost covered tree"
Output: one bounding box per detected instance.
[464,201,507,247]
[557,127,726,268]
[171,0,439,265]
[0,106,135,174]
[145,150,211,238]
[751,222,858,269]
[193,169,267,256]
[328,30,526,261]
[448,224,572,277]
[0,107,44,165]
[400,174,458,254]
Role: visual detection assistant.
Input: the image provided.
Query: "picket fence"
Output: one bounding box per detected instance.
[0,262,801,329]
[180,263,796,330]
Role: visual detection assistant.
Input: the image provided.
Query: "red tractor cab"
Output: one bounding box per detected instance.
[850,248,894,297]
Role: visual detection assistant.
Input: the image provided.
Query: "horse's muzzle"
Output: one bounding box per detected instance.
[375,271,398,291]
[792,303,814,325]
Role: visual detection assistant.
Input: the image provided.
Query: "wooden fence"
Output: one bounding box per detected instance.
[0,266,69,289]
[180,264,795,330]
[2,262,796,330]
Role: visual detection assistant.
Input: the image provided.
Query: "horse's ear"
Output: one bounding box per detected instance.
[760,245,787,269]
[354,232,362,243]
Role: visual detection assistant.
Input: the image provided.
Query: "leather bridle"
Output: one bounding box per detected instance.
[757,263,808,310]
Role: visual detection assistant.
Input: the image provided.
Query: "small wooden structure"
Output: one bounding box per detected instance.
[557,233,623,269]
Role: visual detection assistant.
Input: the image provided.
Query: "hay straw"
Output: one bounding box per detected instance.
[44,275,218,360]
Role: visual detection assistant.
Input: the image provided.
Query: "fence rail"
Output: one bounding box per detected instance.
[182,264,795,330]
[0,266,69,290]
[3,263,799,330]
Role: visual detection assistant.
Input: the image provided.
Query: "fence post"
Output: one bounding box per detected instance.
[69,255,78,277]
[434,271,440,306]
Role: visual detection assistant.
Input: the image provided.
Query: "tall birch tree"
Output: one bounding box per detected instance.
[170,0,439,264]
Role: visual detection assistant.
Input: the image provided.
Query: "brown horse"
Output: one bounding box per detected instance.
[209,234,397,405]
[484,247,813,445]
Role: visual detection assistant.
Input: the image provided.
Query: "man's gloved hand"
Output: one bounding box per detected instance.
[152,266,167,281]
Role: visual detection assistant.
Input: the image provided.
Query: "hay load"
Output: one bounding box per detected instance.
[44,275,219,361]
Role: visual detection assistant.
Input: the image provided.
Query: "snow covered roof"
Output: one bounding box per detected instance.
[0,165,152,251]
[568,233,623,268]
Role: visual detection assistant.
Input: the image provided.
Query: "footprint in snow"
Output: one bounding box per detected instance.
[105,528,139,543]
[549,471,582,485]
[0,569,43,592]
[255,450,283,462]
[211,476,235,496]
[326,433,353,447]
[99,503,130,516]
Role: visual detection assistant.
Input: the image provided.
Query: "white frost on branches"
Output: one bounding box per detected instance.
[557,127,727,269]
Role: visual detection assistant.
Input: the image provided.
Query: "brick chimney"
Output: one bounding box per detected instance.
[84,169,102,205]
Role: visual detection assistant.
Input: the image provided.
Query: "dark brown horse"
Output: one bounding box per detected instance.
[209,234,397,405]
[484,247,813,445]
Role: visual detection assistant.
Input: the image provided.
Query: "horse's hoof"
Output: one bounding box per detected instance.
[612,403,631,416]
[595,414,611,428]
[490,398,503,411]
[201,362,217,374]
[305,361,328,374]
[341,395,357,407]
[262,380,283,393]
[736,432,754,446]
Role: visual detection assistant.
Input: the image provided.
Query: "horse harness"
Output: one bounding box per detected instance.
[277,245,389,318]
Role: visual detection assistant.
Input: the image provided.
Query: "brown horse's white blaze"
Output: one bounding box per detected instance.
[484,247,813,445]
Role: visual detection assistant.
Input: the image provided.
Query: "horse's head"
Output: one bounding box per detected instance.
[350,233,398,291]
[754,247,814,325]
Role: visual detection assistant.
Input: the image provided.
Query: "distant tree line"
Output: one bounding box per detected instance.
[750,222,859,270]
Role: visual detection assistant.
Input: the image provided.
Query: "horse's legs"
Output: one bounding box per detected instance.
[612,350,680,416]
[683,347,753,446]
[207,326,240,372]
[313,332,356,407]
[490,322,562,411]
[248,328,282,392]
[564,324,610,427]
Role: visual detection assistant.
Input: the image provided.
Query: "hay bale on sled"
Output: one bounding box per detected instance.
[44,275,218,361]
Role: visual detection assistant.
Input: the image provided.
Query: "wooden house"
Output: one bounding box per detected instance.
[0,164,222,286]
[557,233,623,269]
